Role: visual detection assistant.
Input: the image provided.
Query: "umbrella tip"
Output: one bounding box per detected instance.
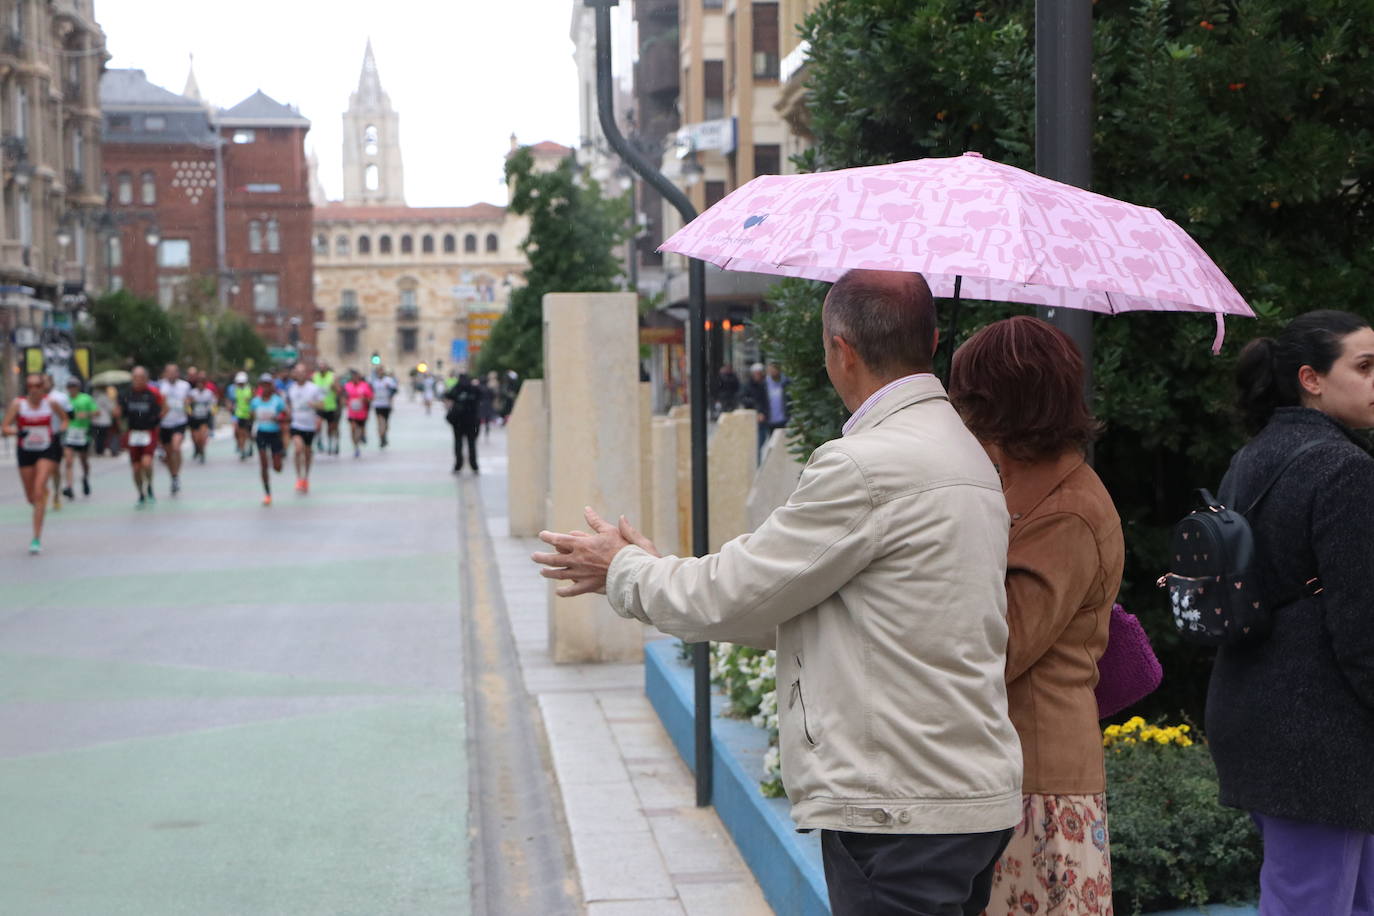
[963,151,984,158]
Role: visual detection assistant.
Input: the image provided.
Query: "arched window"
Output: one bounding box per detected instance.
[422,234,434,254]
[336,235,350,256]
[400,235,413,254]
[248,219,263,253]
[358,234,371,255]
[485,233,499,253]
[365,164,379,192]
[443,234,456,253]
[364,124,379,156]
[116,172,132,205]
[379,234,392,254]
[140,171,156,205]
[464,233,477,253]
[315,233,328,255]
[266,218,280,253]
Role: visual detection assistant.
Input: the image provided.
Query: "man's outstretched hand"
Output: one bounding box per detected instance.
[533,507,660,598]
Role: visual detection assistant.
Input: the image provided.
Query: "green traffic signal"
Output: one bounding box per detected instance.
[370,353,381,365]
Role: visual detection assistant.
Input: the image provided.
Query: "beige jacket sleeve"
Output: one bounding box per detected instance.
[606,446,878,646]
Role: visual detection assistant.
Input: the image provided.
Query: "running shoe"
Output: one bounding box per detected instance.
[295,478,305,492]
[81,478,90,496]
[62,486,74,499]
[354,446,361,458]
[302,479,309,493]
[262,494,272,507]
[52,494,61,511]
[28,538,40,555]
[171,477,181,494]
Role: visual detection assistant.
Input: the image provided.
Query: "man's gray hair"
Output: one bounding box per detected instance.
[823,270,937,375]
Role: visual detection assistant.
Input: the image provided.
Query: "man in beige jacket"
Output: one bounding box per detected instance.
[533,270,1022,915]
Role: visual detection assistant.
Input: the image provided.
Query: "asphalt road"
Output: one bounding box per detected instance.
[0,397,471,915]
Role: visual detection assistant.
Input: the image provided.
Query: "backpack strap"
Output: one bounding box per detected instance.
[1240,438,1327,516]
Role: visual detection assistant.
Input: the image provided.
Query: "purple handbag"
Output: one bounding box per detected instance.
[1095,604,1163,719]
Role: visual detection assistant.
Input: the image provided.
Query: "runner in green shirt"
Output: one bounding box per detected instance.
[228,371,255,459]
[312,362,342,456]
[61,377,97,499]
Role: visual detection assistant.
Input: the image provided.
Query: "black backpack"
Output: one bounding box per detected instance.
[1160,440,1324,646]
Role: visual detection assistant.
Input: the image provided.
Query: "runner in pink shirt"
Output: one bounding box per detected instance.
[343,370,373,458]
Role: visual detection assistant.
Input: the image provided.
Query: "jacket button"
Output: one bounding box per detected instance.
[898,810,911,824]
[873,810,889,824]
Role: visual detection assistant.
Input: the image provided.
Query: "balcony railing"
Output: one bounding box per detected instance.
[337,303,360,322]
[65,169,84,192]
[5,32,22,56]
[396,303,420,323]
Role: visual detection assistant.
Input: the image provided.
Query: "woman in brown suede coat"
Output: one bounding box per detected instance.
[950,316,1125,916]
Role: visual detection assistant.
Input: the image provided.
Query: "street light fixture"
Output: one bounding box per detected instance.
[144,226,160,248]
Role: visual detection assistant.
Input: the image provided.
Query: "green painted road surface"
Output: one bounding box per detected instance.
[0,400,471,915]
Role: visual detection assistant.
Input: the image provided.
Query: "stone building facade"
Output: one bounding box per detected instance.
[0,0,107,399]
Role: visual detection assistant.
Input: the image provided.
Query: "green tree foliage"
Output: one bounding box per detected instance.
[171,276,268,376]
[89,289,181,372]
[764,0,1374,718]
[477,147,632,378]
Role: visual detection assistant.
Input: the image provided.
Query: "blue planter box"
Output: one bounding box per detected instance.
[643,638,1257,916]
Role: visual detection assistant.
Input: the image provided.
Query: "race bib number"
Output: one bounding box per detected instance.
[349,398,365,413]
[166,398,185,413]
[255,405,278,422]
[22,427,51,451]
[191,404,210,418]
[64,427,88,447]
[128,430,152,447]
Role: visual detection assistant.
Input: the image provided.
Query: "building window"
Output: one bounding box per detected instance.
[266,218,280,253]
[108,115,131,131]
[400,234,413,254]
[365,164,379,192]
[341,289,358,308]
[109,275,124,292]
[358,235,371,255]
[246,182,282,193]
[14,84,27,139]
[140,171,156,205]
[315,233,328,255]
[754,144,782,178]
[144,115,165,131]
[705,181,727,209]
[704,60,725,121]
[400,288,417,308]
[107,235,122,269]
[336,235,350,256]
[157,239,191,268]
[157,276,186,308]
[464,234,477,253]
[364,124,379,156]
[249,220,263,253]
[232,129,256,144]
[485,233,499,253]
[339,327,359,355]
[17,189,31,246]
[422,234,434,254]
[379,234,392,254]
[443,234,456,253]
[752,3,780,79]
[116,172,132,205]
[71,129,83,177]
[253,274,280,312]
[399,327,418,354]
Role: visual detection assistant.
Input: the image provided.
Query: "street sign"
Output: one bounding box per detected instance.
[467,311,500,362]
[267,347,298,363]
[450,339,468,364]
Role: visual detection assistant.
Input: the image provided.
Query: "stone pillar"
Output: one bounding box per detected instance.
[649,417,681,557]
[708,408,758,552]
[672,412,693,557]
[747,427,805,530]
[507,380,548,537]
[638,381,654,546]
[543,292,644,663]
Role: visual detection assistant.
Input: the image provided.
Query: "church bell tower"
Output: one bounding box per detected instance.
[342,40,405,206]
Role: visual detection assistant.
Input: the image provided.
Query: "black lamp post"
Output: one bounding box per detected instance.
[586,0,713,807]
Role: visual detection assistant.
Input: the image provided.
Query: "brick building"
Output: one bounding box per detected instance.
[98,68,315,359]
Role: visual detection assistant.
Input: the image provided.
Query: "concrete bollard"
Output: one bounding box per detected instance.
[506,380,548,537]
[708,408,758,552]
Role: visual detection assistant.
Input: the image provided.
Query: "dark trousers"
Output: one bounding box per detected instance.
[821,828,1012,916]
[451,423,479,470]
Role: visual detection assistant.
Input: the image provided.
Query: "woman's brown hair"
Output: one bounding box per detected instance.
[948,315,1099,462]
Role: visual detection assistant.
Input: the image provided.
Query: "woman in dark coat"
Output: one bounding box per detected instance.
[1208,310,1374,914]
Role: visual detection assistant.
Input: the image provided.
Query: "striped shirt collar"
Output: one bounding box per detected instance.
[841,374,935,436]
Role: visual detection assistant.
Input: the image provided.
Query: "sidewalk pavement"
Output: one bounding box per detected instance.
[474,429,773,915]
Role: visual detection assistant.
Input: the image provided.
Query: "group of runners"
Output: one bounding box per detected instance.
[3,360,405,553]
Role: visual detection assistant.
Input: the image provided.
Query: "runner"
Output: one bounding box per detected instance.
[227,370,255,459]
[286,364,325,493]
[421,373,436,415]
[370,367,400,448]
[2,373,67,553]
[249,373,288,506]
[187,374,216,464]
[156,364,192,494]
[60,377,96,500]
[343,369,373,459]
[44,375,71,511]
[312,361,342,456]
[116,366,166,507]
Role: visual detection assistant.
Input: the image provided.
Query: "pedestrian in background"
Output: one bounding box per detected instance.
[1208,310,1374,915]
[949,316,1125,914]
[715,363,741,414]
[92,385,118,457]
[444,373,481,473]
[741,362,769,452]
[534,270,1022,916]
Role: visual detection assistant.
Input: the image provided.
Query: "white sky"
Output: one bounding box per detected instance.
[95,0,594,207]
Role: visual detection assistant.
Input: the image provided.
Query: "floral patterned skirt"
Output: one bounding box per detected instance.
[984,793,1113,915]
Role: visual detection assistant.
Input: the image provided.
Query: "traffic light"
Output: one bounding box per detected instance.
[370,352,381,366]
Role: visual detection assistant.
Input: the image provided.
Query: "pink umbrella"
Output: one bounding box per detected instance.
[659,152,1253,352]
